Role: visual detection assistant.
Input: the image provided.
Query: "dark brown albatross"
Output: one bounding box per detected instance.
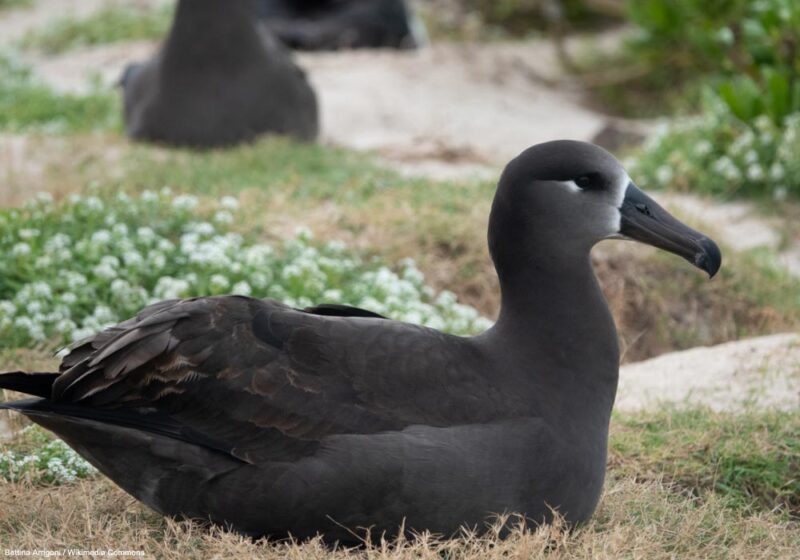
[0,141,721,543]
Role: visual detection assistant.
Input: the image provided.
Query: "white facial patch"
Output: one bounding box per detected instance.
[607,172,631,235]
[613,172,631,208]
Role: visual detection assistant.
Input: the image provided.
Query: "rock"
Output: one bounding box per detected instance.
[617,333,800,412]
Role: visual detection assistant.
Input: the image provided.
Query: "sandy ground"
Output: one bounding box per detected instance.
[617,333,800,412]
[0,0,798,415]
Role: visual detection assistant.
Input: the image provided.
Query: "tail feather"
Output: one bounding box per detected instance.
[0,372,59,399]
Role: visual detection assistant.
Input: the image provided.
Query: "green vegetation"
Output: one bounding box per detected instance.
[0,425,96,484]
[626,0,800,126]
[0,188,491,349]
[19,2,173,53]
[610,407,800,517]
[0,53,118,133]
[0,0,31,10]
[632,107,800,201]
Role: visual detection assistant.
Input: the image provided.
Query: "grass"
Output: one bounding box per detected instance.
[19,2,173,54]
[0,0,31,10]
[1,402,798,557]
[610,408,800,518]
[0,53,119,133]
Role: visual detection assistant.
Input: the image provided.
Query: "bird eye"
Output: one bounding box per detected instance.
[574,174,603,190]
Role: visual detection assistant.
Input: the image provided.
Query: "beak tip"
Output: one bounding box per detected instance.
[696,237,722,279]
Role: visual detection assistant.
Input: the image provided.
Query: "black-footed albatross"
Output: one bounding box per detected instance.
[0,141,721,543]
[122,0,318,147]
[257,0,427,50]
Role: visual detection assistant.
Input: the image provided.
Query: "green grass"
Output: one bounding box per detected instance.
[0,53,119,133]
[19,2,173,54]
[610,407,800,517]
[0,0,31,10]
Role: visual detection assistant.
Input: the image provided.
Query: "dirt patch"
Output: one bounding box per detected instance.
[617,333,800,412]
[23,26,628,177]
[0,0,109,47]
[661,193,800,277]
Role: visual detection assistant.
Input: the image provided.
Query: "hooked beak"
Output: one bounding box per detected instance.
[618,183,722,278]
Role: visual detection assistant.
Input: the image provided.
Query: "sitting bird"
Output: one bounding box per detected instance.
[122,0,318,148]
[1,141,720,542]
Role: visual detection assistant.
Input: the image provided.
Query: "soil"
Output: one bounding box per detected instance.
[617,333,800,412]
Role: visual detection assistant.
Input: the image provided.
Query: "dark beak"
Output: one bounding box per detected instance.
[619,183,722,278]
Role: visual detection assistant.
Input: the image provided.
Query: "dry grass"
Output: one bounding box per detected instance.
[0,476,797,559]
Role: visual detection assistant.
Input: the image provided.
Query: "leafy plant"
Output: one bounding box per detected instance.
[624,0,800,125]
[631,98,800,200]
[0,190,492,350]
[0,426,96,485]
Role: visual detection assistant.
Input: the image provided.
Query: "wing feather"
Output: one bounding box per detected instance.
[46,295,501,463]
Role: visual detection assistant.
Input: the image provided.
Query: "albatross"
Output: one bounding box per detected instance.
[121,0,319,147]
[0,141,721,542]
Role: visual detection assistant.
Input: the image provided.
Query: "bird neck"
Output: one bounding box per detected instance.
[487,245,620,425]
[163,0,263,67]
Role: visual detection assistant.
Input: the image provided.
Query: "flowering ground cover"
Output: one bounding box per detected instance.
[633,106,800,201]
[0,189,492,350]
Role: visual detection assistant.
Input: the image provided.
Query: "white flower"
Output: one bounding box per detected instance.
[26,301,43,315]
[141,190,158,203]
[712,157,741,181]
[18,228,39,239]
[187,221,215,236]
[12,242,31,256]
[746,164,764,181]
[55,319,76,334]
[220,196,239,210]
[92,305,117,324]
[136,226,156,242]
[149,251,167,270]
[44,233,71,252]
[231,281,252,296]
[213,210,234,225]
[35,191,54,204]
[92,262,117,280]
[122,250,144,268]
[60,292,77,305]
[90,230,112,245]
[0,301,16,316]
[210,274,230,292]
[769,163,785,181]
[112,223,129,236]
[716,27,734,45]
[65,272,87,291]
[153,277,190,299]
[84,196,104,212]
[172,194,199,210]
[696,141,712,156]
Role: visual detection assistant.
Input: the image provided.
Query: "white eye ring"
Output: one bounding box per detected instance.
[556,180,582,194]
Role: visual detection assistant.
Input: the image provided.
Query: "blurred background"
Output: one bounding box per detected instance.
[0,0,798,554]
